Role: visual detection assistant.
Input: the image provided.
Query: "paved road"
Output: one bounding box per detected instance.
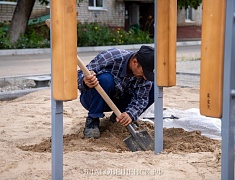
[176,45,201,60]
[0,52,98,78]
[0,45,201,78]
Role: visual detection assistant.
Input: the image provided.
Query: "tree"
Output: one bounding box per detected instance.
[7,0,84,45]
[178,0,202,10]
[7,0,49,45]
[7,0,36,44]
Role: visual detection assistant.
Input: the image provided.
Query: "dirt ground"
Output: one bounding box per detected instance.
[0,86,221,179]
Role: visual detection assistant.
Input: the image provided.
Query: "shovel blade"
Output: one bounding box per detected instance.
[136,130,154,151]
[124,130,154,152]
[123,135,143,152]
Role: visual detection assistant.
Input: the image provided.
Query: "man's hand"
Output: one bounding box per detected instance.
[116,112,132,126]
[83,71,99,88]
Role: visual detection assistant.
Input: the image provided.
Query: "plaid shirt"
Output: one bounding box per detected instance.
[78,48,152,121]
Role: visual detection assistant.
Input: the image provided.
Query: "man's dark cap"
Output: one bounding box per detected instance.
[136,45,154,81]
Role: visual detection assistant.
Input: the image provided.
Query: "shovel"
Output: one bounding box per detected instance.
[77,55,154,152]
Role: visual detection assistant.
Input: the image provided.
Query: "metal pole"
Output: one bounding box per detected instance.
[51,99,63,180]
[154,0,164,154]
[221,0,235,179]
[154,86,164,154]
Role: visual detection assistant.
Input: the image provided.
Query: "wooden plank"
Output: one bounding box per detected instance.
[156,0,176,87]
[51,0,78,101]
[200,0,225,118]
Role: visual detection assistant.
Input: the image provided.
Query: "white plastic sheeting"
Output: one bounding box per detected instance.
[139,105,221,140]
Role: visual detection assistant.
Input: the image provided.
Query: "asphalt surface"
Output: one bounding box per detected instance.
[0,52,97,78]
[0,44,201,78]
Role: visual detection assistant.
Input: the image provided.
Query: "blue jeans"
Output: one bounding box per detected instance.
[80,73,154,119]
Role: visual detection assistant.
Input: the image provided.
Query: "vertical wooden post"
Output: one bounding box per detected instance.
[156,0,177,87]
[200,0,226,118]
[51,0,77,101]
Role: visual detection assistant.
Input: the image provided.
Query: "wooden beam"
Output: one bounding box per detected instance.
[156,0,177,87]
[51,0,78,101]
[200,0,225,118]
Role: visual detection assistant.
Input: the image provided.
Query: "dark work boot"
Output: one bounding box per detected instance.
[83,117,100,138]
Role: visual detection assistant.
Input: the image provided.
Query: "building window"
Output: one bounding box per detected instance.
[88,0,106,10]
[89,0,102,7]
[0,0,17,5]
[185,6,194,22]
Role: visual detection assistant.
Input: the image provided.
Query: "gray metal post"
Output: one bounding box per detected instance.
[154,86,164,154]
[154,0,164,154]
[221,0,235,179]
[51,99,63,180]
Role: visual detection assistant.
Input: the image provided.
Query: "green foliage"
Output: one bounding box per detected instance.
[77,22,112,46]
[14,26,50,49]
[17,25,50,48]
[0,23,50,49]
[0,22,153,49]
[178,0,202,9]
[77,22,153,47]
[0,23,12,49]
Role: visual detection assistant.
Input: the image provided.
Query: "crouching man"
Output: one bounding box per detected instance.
[78,45,155,138]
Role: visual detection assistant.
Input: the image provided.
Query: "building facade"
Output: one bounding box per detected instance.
[177,5,202,26]
[0,0,202,29]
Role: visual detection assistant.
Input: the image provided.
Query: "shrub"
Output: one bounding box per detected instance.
[0,22,153,49]
[77,22,153,46]
[77,22,113,46]
[0,23,12,49]
[14,25,50,49]
[0,23,50,49]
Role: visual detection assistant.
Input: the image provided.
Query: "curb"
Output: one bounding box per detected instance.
[176,72,200,76]
[0,87,49,101]
[0,41,201,56]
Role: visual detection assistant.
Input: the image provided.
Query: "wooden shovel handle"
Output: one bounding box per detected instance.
[77,55,122,118]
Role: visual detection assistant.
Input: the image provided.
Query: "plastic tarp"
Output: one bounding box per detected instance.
[139,105,221,140]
